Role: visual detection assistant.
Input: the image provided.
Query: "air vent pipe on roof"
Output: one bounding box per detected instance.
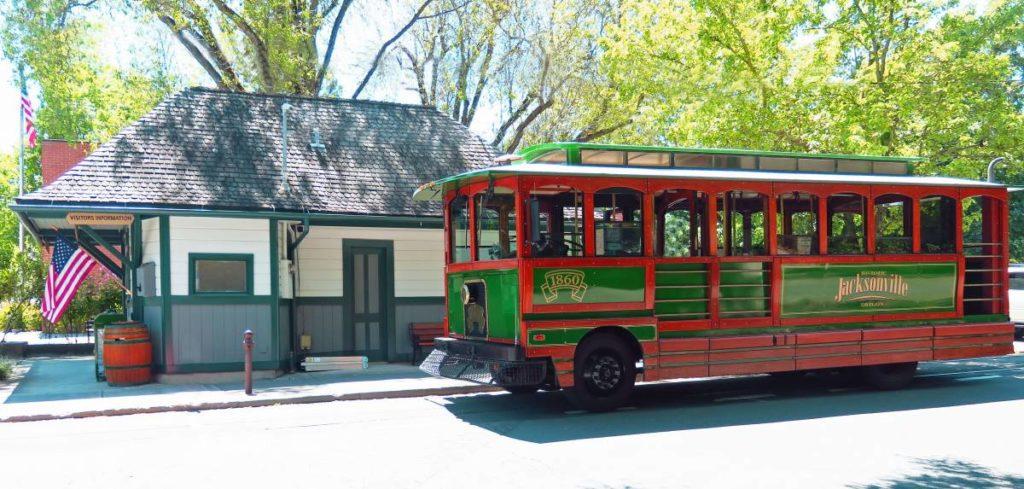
[280,102,293,189]
[987,157,1006,183]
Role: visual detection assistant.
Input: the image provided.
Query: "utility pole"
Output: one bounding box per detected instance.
[17,65,25,251]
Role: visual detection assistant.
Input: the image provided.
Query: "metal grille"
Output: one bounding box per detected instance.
[419,349,547,387]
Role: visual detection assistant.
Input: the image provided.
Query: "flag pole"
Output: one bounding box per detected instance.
[17,64,25,251]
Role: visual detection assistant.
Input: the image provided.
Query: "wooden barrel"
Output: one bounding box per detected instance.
[103,321,152,386]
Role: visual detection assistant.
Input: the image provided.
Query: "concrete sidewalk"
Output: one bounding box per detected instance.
[0,357,498,423]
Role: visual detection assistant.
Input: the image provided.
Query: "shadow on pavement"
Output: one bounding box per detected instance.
[441,355,1024,444]
[849,457,1024,488]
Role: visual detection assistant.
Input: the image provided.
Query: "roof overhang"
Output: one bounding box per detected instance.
[12,201,444,245]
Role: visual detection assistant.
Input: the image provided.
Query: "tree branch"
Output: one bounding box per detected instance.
[351,0,438,99]
[211,0,274,89]
[504,98,554,152]
[315,0,355,94]
[157,14,227,89]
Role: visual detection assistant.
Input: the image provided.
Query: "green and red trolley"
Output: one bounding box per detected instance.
[415,142,1014,411]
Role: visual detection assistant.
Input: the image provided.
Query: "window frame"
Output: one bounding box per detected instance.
[592,186,646,257]
[188,252,254,296]
[825,192,868,255]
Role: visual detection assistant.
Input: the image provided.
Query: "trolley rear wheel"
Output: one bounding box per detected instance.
[565,333,636,412]
[861,362,918,390]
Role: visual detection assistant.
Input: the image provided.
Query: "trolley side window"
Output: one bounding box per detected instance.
[474,189,517,260]
[655,189,708,257]
[920,195,956,254]
[449,195,471,263]
[874,194,913,254]
[594,188,644,257]
[827,193,867,255]
[717,191,767,256]
[527,186,584,258]
[776,192,819,255]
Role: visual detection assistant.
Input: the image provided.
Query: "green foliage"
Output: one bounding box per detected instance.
[54,279,122,334]
[1,0,180,143]
[599,0,1024,258]
[0,356,13,381]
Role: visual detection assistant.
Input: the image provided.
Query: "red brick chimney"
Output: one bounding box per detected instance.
[41,140,91,186]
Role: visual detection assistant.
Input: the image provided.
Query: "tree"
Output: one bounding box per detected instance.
[397,0,643,152]
[1,0,180,143]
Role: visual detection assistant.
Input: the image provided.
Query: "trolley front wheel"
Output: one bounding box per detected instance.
[564,333,636,412]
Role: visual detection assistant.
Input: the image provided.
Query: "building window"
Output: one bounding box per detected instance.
[655,189,708,257]
[189,253,252,295]
[527,186,584,257]
[875,194,912,254]
[449,195,470,263]
[475,189,516,260]
[776,192,819,255]
[717,191,767,256]
[920,195,956,253]
[827,193,866,254]
[594,188,644,257]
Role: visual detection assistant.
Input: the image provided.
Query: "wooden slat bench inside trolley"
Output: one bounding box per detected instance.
[410,322,445,365]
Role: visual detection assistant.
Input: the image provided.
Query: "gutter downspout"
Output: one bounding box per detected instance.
[288,218,310,370]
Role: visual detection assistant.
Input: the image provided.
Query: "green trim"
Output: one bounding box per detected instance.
[159,216,171,367]
[294,296,343,305]
[394,296,445,305]
[168,295,273,305]
[527,324,657,346]
[11,204,443,229]
[269,219,280,365]
[79,225,127,263]
[523,310,652,321]
[343,239,396,362]
[659,315,1011,339]
[187,253,254,296]
[518,142,924,164]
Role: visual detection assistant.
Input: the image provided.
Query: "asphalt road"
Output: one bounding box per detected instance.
[5,355,1024,489]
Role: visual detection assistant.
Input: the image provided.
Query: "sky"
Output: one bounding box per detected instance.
[0,0,993,156]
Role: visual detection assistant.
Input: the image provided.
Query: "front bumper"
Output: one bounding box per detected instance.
[418,337,548,387]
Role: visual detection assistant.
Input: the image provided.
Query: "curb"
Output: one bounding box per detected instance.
[0,384,501,423]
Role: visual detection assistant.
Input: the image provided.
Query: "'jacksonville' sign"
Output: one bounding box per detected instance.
[781,262,956,317]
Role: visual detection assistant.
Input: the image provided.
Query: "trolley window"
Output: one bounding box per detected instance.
[920,195,956,253]
[449,195,471,263]
[717,191,767,256]
[655,189,708,257]
[475,189,517,260]
[875,194,912,254]
[594,188,644,257]
[827,193,866,254]
[527,186,584,258]
[776,192,819,255]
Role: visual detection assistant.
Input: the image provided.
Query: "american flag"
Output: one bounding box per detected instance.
[21,89,36,148]
[41,235,97,324]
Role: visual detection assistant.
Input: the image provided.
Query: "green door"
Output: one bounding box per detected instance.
[345,244,390,361]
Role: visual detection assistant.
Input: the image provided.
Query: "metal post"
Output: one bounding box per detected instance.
[243,329,254,395]
[17,65,25,251]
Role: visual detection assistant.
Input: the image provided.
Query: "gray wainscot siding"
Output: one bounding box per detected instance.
[168,303,272,369]
[295,299,345,355]
[144,303,164,367]
[393,298,445,359]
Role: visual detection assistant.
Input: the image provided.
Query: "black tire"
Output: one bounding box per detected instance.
[503,385,540,395]
[564,333,637,412]
[861,362,918,390]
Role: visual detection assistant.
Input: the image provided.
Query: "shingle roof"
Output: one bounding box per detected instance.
[18,87,498,217]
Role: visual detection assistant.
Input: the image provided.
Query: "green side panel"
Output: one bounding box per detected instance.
[527,324,657,346]
[719,261,770,318]
[531,266,645,306]
[654,263,709,319]
[523,310,653,321]
[447,268,520,340]
[781,262,957,318]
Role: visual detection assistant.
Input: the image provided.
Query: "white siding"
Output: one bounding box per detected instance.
[169,217,271,296]
[296,226,444,298]
[141,217,162,296]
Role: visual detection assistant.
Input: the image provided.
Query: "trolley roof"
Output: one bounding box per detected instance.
[412,162,1002,202]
